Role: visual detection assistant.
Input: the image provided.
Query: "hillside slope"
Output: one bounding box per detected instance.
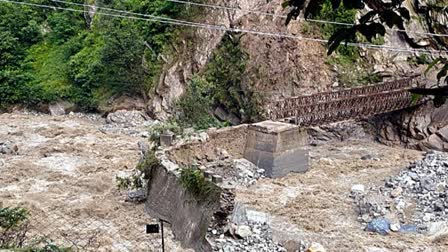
[1,0,446,123]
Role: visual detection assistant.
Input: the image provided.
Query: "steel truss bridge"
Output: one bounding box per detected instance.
[266,76,427,126]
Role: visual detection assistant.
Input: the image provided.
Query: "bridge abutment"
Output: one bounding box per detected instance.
[244,120,310,178]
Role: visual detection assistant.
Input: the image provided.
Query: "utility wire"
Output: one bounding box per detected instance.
[50,0,209,27]
[48,0,448,53]
[48,0,448,55]
[165,0,448,38]
[1,0,447,55]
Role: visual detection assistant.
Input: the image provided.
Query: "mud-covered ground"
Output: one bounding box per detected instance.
[0,112,184,251]
[235,140,448,252]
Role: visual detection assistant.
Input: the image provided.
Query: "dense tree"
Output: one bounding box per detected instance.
[0,2,45,108]
[0,0,197,110]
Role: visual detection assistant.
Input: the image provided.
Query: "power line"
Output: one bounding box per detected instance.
[165,0,448,38]
[1,0,447,56]
[50,0,207,27]
[45,0,448,55]
[48,0,448,55]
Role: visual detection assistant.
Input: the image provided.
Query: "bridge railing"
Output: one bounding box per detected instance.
[265,76,426,126]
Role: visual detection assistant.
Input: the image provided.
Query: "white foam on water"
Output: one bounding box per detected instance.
[35,153,86,175]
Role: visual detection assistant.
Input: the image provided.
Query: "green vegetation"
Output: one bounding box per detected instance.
[309,0,384,87]
[0,207,68,251]
[149,120,183,143]
[204,34,263,122]
[180,167,220,202]
[0,0,201,111]
[174,34,261,129]
[203,34,250,117]
[117,149,160,190]
[1,207,29,248]
[175,76,226,130]
[1,0,260,127]
[136,149,160,175]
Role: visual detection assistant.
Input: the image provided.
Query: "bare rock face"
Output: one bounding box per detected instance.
[149,0,264,120]
[373,101,448,151]
[418,126,448,151]
[308,121,369,145]
[148,0,335,120]
[239,0,334,98]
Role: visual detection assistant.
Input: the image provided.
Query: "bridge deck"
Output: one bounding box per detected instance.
[266,76,426,126]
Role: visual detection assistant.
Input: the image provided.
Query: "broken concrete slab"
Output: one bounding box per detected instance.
[230,202,271,225]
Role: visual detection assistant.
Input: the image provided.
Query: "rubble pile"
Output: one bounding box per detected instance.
[231,159,265,186]
[202,158,265,187]
[210,221,286,252]
[100,110,154,136]
[208,202,286,252]
[353,151,448,233]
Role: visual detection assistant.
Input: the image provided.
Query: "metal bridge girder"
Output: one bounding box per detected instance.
[269,77,425,126]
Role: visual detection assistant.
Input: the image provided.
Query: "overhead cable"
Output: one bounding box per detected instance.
[165,0,448,38]
[48,0,448,55]
[1,0,447,56]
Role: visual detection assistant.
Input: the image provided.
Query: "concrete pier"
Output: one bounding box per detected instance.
[243,120,309,178]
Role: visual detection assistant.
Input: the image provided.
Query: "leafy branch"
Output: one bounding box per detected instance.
[283,0,448,95]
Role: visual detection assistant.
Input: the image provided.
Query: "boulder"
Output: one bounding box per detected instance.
[98,95,146,114]
[235,225,252,238]
[106,110,150,127]
[306,242,326,252]
[233,159,257,173]
[0,141,18,155]
[351,184,365,194]
[418,125,448,152]
[366,218,391,235]
[49,101,75,116]
[374,102,448,151]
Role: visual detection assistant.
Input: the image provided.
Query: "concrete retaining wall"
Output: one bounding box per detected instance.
[144,164,220,252]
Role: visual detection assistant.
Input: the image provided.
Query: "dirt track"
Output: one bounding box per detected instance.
[0,112,183,251]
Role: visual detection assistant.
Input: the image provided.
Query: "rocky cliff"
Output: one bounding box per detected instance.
[148,0,335,120]
[147,0,446,121]
[374,101,448,152]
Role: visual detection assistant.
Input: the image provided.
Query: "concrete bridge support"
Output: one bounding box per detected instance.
[243,121,309,178]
